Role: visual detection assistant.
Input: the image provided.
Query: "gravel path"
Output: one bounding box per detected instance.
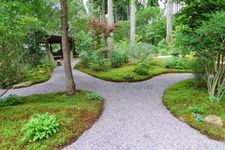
[3,62,225,150]
[0,89,7,97]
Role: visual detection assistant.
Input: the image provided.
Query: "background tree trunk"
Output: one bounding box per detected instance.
[101,0,106,21]
[130,0,136,48]
[107,0,114,51]
[166,0,173,43]
[60,0,76,96]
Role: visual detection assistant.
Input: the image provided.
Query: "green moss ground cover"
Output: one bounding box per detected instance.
[0,90,103,149]
[163,79,225,141]
[75,58,191,82]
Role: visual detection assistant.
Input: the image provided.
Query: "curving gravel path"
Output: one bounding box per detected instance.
[3,61,225,150]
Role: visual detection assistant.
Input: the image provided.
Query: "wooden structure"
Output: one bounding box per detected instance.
[46,34,75,60]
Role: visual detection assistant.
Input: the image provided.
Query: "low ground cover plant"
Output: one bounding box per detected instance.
[86,92,102,101]
[22,113,60,142]
[0,94,22,107]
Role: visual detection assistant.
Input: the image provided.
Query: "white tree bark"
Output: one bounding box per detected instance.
[130,0,136,48]
[166,0,173,43]
[107,0,113,51]
[101,0,106,21]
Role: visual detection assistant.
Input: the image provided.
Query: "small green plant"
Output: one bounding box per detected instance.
[86,92,102,101]
[134,53,149,75]
[208,96,219,103]
[186,103,209,114]
[0,94,22,107]
[134,64,149,75]
[192,113,204,122]
[22,113,60,142]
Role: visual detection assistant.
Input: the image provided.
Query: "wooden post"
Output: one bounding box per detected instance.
[46,42,54,62]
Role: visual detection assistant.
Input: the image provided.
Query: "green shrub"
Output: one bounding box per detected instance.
[114,21,130,42]
[88,49,111,71]
[191,59,207,88]
[0,94,22,107]
[79,50,92,67]
[24,27,48,65]
[89,57,111,71]
[110,49,128,68]
[0,63,25,88]
[129,42,156,59]
[74,31,93,54]
[134,53,150,75]
[134,65,149,75]
[22,113,60,142]
[86,92,102,101]
[165,57,191,69]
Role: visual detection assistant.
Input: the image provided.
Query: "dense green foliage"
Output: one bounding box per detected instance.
[165,57,192,69]
[0,1,58,88]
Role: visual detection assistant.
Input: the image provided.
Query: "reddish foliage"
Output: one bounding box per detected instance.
[87,17,118,39]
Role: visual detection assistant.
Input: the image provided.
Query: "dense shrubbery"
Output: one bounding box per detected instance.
[165,57,192,69]
[22,113,60,142]
[134,54,151,75]
[0,1,58,88]
[110,42,129,67]
[79,40,129,71]
[24,58,55,80]
[114,21,130,43]
[175,11,225,101]
[24,28,48,65]
[0,94,22,107]
[129,42,156,59]
[89,52,111,71]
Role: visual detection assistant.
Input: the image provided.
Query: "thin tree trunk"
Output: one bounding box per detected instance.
[166,0,173,43]
[101,0,106,21]
[130,0,136,48]
[107,0,114,51]
[60,0,76,96]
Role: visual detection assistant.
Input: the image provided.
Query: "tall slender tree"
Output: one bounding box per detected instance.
[60,0,76,95]
[107,0,114,51]
[166,0,173,43]
[130,0,136,48]
[101,0,106,21]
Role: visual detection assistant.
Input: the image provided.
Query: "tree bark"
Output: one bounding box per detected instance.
[107,0,114,51]
[101,0,106,21]
[60,0,76,96]
[130,0,136,48]
[166,0,173,43]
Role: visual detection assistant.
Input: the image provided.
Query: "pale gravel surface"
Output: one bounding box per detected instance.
[0,89,7,97]
[2,61,225,150]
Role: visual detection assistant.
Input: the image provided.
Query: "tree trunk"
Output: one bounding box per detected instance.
[166,0,173,43]
[101,0,106,21]
[130,0,136,48]
[107,0,114,51]
[60,0,76,96]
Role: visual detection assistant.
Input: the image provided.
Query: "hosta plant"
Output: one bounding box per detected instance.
[22,113,60,142]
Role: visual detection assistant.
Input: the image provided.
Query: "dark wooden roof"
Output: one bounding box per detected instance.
[47,34,74,44]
